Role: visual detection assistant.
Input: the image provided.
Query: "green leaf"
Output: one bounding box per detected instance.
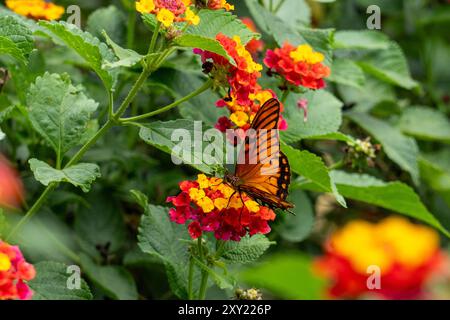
[29,159,101,193]
[304,132,356,144]
[185,9,259,45]
[38,21,117,90]
[330,171,450,237]
[0,35,26,64]
[282,144,346,207]
[347,112,420,185]
[275,190,314,243]
[239,252,327,299]
[222,234,274,264]
[329,59,365,88]
[0,209,7,238]
[398,106,450,143]
[174,34,235,65]
[358,42,419,90]
[86,5,126,46]
[80,254,138,300]
[102,31,143,69]
[0,16,33,56]
[139,119,224,175]
[281,90,343,143]
[29,262,93,300]
[27,73,98,158]
[192,256,234,290]
[135,191,193,299]
[334,30,390,50]
[245,0,334,65]
[275,0,311,26]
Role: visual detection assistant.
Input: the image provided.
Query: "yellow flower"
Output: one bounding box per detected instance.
[214,197,229,210]
[182,0,192,5]
[185,7,200,25]
[230,111,250,127]
[232,36,263,73]
[245,200,260,212]
[0,253,11,272]
[221,0,235,11]
[290,44,324,64]
[6,0,64,21]
[249,90,273,105]
[218,183,235,199]
[197,174,210,189]
[157,8,175,27]
[198,196,215,213]
[136,0,155,14]
[189,188,205,201]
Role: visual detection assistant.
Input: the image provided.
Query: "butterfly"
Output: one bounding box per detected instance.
[224,98,294,211]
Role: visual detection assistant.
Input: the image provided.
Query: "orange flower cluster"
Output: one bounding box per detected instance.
[167,174,276,241]
[136,0,200,27]
[206,0,234,11]
[0,155,24,210]
[264,43,330,89]
[241,17,264,58]
[195,33,287,132]
[315,217,447,299]
[6,0,64,21]
[0,241,36,300]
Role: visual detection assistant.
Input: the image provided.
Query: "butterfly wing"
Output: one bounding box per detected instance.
[234,98,294,210]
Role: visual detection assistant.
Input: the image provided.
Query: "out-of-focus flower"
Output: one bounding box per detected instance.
[167,174,276,241]
[344,137,380,170]
[0,155,24,209]
[6,0,65,21]
[241,17,264,58]
[0,240,35,300]
[235,288,263,300]
[135,0,200,27]
[264,43,330,90]
[315,217,447,299]
[297,98,308,122]
[195,34,287,131]
[206,0,234,11]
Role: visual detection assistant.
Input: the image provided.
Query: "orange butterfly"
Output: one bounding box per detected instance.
[224,98,294,211]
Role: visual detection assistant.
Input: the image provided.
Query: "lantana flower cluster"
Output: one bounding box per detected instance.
[241,17,264,58]
[195,33,287,132]
[136,0,200,27]
[166,174,276,241]
[0,155,24,209]
[264,43,331,90]
[315,217,447,299]
[6,0,65,21]
[0,240,36,300]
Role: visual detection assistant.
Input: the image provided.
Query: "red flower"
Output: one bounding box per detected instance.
[264,43,330,89]
[0,154,24,209]
[241,17,264,58]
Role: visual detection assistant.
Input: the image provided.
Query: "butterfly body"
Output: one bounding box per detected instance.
[225,98,294,211]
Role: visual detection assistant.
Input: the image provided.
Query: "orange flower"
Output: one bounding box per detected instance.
[6,0,65,21]
[315,217,447,299]
[135,0,200,27]
[0,155,24,209]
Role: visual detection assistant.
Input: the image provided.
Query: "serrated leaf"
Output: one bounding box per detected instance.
[0,35,26,64]
[330,171,450,237]
[282,144,346,207]
[329,58,365,88]
[0,16,33,56]
[80,254,138,300]
[135,191,194,299]
[358,42,419,90]
[32,266,87,298]
[102,31,143,69]
[281,90,343,143]
[185,9,259,45]
[239,252,327,299]
[398,106,450,143]
[275,190,314,243]
[29,159,101,193]
[29,261,93,300]
[334,30,390,50]
[192,256,234,290]
[347,112,420,185]
[38,21,117,90]
[26,72,98,158]
[222,234,274,264]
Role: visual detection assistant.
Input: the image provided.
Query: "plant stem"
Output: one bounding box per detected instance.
[329,159,345,171]
[120,78,213,122]
[274,0,286,13]
[187,256,194,300]
[281,89,290,104]
[148,22,161,54]
[197,236,209,300]
[127,10,137,49]
[269,0,274,12]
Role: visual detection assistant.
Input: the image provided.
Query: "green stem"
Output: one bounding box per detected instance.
[214,240,226,259]
[281,89,290,104]
[120,78,213,122]
[197,236,209,300]
[274,0,286,13]
[329,159,345,171]
[269,0,274,12]
[126,10,137,49]
[188,256,195,300]
[148,22,161,54]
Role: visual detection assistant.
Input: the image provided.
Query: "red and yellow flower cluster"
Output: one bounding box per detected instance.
[315,217,447,299]
[0,240,35,300]
[6,0,65,21]
[167,174,276,241]
[136,0,201,27]
[195,34,287,132]
[206,0,234,11]
[241,18,264,58]
[0,155,24,210]
[264,43,330,89]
